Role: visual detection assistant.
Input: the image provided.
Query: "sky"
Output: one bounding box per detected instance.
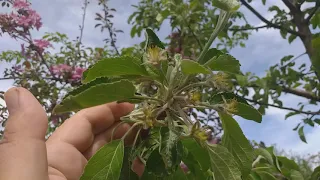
[0,0,319,156]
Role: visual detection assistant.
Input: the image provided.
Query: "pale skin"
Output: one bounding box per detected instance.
[0,87,144,180]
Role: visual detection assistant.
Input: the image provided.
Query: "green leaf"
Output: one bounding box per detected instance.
[277,156,299,171]
[314,119,320,125]
[119,148,139,180]
[200,48,224,65]
[181,59,210,75]
[255,148,273,165]
[156,9,170,23]
[159,128,183,173]
[293,123,301,131]
[181,138,211,172]
[210,93,262,122]
[210,92,249,104]
[280,28,287,39]
[181,152,207,179]
[298,126,307,143]
[236,75,248,86]
[205,54,242,74]
[54,80,135,113]
[80,140,124,180]
[256,171,277,180]
[288,34,297,44]
[212,0,241,12]
[247,172,262,180]
[146,28,165,49]
[144,147,168,177]
[62,77,110,101]
[262,0,266,5]
[181,139,208,179]
[311,166,320,180]
[265,147,282,173]
[290,170,304,180]
[206,144,242,180]
[285,112,299,120]
[82,56,148,83]
[168,167,191,180]
[234,102,263,123]
[219,112,254,178]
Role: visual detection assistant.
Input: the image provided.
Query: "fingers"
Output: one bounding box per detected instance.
[47,102,134,152]
[132,158,145,177]
[0,87,48,180]
[83,122,137,159]
[46,102,134,180]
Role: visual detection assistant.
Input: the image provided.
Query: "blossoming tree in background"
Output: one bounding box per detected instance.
[0,0,111,134]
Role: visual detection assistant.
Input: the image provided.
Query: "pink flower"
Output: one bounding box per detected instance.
[74,67,86,74]
[71,74,82,80]
[50,65,61,76]
[58,64,72,72]
[50,64,73,77]
[27,9,42,30]
[71,67,86,81]
[33,39,51,51]
[12,0,30,9]
[10,8,42,30]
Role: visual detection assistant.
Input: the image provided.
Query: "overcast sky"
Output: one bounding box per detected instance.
[0,0,319,156]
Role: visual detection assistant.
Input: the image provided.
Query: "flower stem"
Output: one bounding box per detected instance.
[133,95,164,104]
[121,122,143,141]
[175,82,208,95]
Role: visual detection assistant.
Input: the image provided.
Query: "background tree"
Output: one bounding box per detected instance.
[128,0,320,141]
[0,0,121,136]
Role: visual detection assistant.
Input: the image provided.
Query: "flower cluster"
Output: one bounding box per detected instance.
[0,0,51,54]
[33,39,52,52]
[10,0,42,30]
[50,64,86,81]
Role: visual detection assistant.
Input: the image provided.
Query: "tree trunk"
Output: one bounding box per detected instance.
[290,3,320,80]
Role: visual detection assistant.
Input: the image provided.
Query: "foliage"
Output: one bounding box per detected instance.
[128,0,320,143]
[1,0,320,179]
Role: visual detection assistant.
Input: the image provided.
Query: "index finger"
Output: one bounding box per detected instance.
[47,102,134,152]
[46,102,134,179]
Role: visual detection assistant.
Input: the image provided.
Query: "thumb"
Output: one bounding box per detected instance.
[0,87,48,180]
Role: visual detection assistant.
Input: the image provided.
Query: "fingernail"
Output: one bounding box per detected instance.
[4,87,21,115]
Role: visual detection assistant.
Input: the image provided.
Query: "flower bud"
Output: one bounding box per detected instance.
[146,45,167,65]
[225,98,238,114]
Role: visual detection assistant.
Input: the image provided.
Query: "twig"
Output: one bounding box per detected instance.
[174,104,192,125]
[79,0,88,48]
[75,0,89,64]
[244,83,320,102]
[240,0,304,37]
[121,122,143,141]
[198,11,231,63]
[175,82,208,95]
[244,97,320,115]
[281,52,306,69]
[229,25,269,31]
[0,77,14,80]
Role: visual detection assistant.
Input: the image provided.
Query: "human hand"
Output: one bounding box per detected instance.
[0,87,144,180]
